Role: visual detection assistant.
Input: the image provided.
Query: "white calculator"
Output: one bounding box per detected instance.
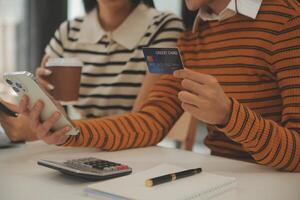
[38,157,132,181]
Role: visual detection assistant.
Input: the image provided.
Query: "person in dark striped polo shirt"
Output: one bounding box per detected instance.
[18,0,300,172]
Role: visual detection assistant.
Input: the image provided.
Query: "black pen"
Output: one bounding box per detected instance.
[0,101,18,118]
[145,167,202,187]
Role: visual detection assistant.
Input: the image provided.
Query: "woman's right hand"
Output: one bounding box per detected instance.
[35,55,54,91]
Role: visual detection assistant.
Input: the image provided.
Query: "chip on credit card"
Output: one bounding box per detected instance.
[142,47,183,74]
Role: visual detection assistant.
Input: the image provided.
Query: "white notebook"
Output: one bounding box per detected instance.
[84,164,237,200]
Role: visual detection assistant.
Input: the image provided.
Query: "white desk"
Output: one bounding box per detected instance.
[0,141,299,200]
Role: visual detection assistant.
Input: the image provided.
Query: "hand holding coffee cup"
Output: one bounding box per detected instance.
[41,58,83,102]
[36,55,53,91]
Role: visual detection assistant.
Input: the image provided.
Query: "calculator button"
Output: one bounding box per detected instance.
[124,165,129,169]
[103,167,114,171]
[6,79,13,85]
[116,165,129,170]
[60,157,131,177]
[92,166,104,170]
[82,164,93,168]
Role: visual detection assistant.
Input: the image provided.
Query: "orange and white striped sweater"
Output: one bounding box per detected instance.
[64,0,300,172]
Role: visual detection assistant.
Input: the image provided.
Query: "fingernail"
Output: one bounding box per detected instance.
[44,69,52,75]
[37,101,43,108]
[48,84,54,90]
[173,71,178,76]
[178,91,184,98]
[54,112,60,117]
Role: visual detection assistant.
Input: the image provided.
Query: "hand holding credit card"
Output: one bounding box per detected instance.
[143,48,183,74]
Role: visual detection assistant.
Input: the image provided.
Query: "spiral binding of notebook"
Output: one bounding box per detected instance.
[186,179,237,200]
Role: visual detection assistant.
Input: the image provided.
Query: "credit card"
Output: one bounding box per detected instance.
[142,47,183,74]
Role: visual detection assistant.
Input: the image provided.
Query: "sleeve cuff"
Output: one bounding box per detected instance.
[216,97,244,137]
[215,97,261,145]
[216,97,234,129]
[57,120,82,147]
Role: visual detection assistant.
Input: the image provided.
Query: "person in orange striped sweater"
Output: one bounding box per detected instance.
[20,0,300,172]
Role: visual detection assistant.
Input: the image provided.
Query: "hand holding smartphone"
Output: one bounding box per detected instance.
[3,71,79,136]
[0,100,30,144]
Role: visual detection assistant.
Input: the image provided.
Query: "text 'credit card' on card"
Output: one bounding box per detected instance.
[142,48,183,74]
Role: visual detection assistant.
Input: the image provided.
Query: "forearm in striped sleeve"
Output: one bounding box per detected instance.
[218,15,300,172]
[217,98,300,172]
[64,75,184,151]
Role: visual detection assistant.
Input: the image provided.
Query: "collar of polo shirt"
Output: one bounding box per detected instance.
[193,0,262,32]
[199,0,262,21]
[78,3,158,49]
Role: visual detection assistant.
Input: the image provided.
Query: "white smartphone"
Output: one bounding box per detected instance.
[3,71,79,136]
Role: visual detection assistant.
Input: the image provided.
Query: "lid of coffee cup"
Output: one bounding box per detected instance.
[46,58,83,67]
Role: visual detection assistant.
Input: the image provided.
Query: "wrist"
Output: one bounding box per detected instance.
[8,132,23,142]
[218,97,233,127]
[9,129,37,142]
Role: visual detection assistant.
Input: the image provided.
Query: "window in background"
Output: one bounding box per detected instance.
[67,0,182,20]
[154,0,181,15]
[0,0,25,73]
[0,0,25,101]
[68,0,85,20]
[0,0,68,102]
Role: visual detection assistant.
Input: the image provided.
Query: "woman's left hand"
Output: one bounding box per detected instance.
[0,100,37,142]
[174,69,232,126]
[18,95,71,145]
